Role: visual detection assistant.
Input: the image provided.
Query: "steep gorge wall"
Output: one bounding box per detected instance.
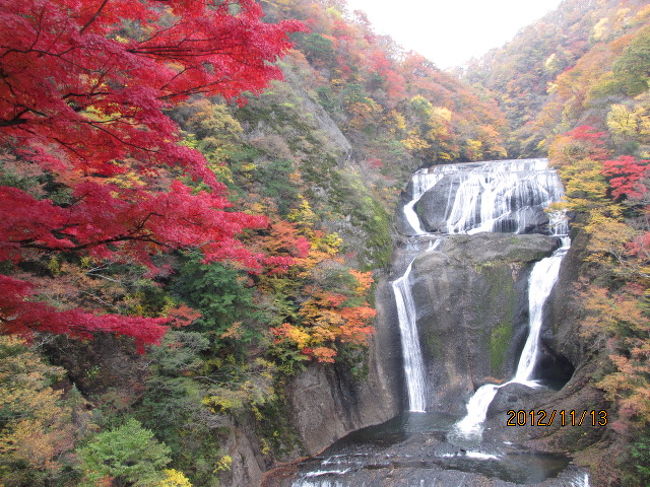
[220,60,405,485]
[284,278,403,454]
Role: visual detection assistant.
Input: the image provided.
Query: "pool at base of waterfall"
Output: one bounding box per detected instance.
[283,412,588,487]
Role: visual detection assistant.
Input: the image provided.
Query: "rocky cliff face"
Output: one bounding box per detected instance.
[482,229,610,461]
[284,278,403,455]
[407,233,559,413]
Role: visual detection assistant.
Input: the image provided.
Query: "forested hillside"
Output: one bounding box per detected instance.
[0,1,508,486]
[466,1,649,485]
[464,0,649,157]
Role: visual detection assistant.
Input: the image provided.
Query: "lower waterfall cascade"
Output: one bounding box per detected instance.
[454,235,571,438]
[391,260,428,412]
[287,159,591,487]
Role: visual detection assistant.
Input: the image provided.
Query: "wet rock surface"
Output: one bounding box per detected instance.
[407,233,559,413]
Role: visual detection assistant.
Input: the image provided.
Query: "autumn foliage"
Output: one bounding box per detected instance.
[0,0,303,347]
[603,155,650,200]
[271,270,376,363]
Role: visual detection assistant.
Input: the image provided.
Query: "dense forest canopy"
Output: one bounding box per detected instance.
[0,0,648,486]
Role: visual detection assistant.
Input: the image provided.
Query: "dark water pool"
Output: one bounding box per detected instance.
[285,412,582,487]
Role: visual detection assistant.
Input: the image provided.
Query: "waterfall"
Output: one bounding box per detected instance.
[444,159,561,234]
[455,236,570,437]
[391,260,428,412]
[571,473,591,487]
[397,158,570,431]
[403,158,562,235]
[514,236,570,383]
[454,384,501,434]
[403,171,447,235]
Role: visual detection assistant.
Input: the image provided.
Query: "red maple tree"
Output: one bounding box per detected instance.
[602,155,650,200]
[0,0,303,347]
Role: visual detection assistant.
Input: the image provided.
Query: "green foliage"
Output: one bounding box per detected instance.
[172,254,261,345]
[612,26,650,96]
[248,393,302,457]
[629,431,650,486]
[255,159,300,215]
[329,170,392,269]
[296,33,335,65]
[77,418,171,487]
[136,332,209,447]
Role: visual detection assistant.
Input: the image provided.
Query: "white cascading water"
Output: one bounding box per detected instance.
[391,237,438,412]
[514,236,570,383]
[443,159,562,235]
[571,473,591,487]
[404,158,562,235]
[455,235,570,437]
[395,158,569,425]
[392,261,427,412]
[403,171,447,234]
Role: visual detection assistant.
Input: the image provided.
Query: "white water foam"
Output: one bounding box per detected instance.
[455,234,570,438]
[571,473,590,487]
[403,171,447,234]
[392,260,428,412]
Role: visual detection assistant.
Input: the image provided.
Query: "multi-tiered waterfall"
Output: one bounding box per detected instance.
[286,159,591,487]
[392,158,569,417]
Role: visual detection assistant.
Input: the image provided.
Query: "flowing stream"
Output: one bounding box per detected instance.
[287,159,590,487]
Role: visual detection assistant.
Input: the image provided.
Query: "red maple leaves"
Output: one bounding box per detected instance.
[0,0,303,347]
[602,155,650,200]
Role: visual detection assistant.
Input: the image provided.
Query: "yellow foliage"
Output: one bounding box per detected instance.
[583,212,635,264]
[105,170,147,188]
[464,139,484,161]
[634,4,650,23]
[544,53,560,71]
[557,158,611,213]
[431,106,452,122]
[0,337,76,473]
[347,99,381,129]
[274,323,311,348]
[349,269,374,295]
[208,162,234,185]
[388,110,407,133]
[287,195,318,230]
[159,469,193,487]
[591,17,609,41]
[607,104,639,137]
[409,95,434,118]
[214,456,233,472]
[401,132,430,151]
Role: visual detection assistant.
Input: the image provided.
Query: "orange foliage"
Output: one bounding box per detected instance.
[349,269,374,294]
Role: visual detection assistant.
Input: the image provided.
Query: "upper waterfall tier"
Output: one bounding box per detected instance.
[402,158,564,236]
